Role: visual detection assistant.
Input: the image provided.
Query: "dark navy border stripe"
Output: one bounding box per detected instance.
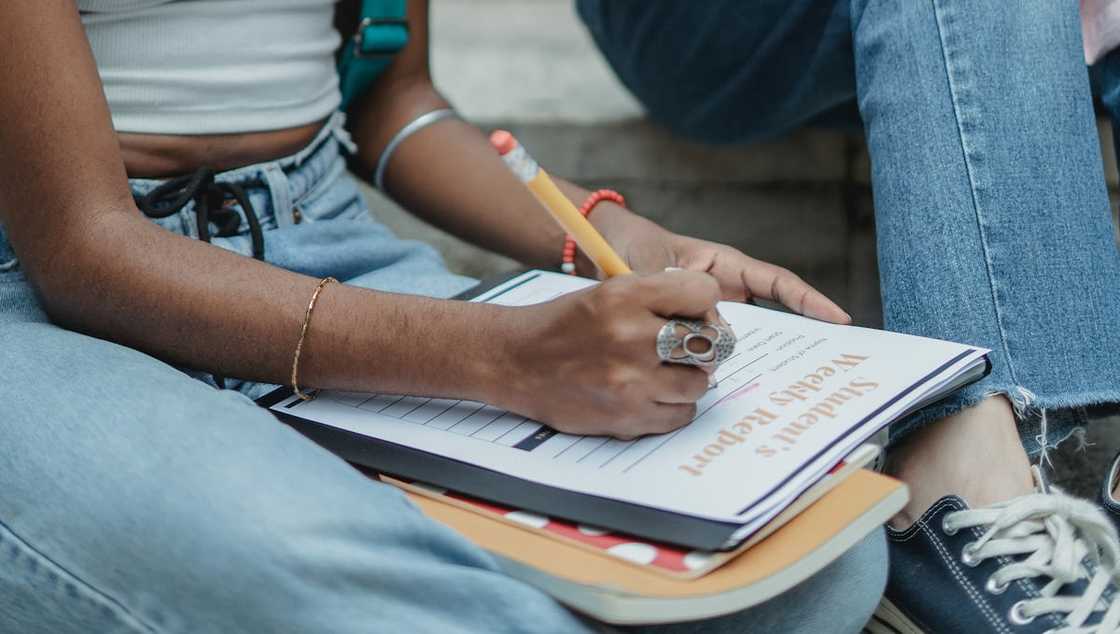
[513,426,556,451]
[733,348,982,515]
[449,269,530,301]
[471,271,543,303]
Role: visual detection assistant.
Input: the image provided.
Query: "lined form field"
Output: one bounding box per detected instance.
[341,393,556,452]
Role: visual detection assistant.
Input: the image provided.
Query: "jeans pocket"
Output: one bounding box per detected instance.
[291,156,368,225]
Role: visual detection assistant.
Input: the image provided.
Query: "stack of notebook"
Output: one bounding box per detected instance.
[260,270,989,624]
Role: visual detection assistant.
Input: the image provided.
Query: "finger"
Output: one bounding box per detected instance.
[650,364,710,404]
[637,270,721,319]
[646,402,698,434]
[740,259,851,324]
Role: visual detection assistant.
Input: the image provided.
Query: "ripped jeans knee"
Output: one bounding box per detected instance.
[998,387,1092,465]
[887,386,1094,464]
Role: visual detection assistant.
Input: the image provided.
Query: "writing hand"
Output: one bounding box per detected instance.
[493,270,717,439]
[587,203,852,324]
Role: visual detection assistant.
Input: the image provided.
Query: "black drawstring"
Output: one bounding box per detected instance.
[135,167,266,261]
[134,167,269,389]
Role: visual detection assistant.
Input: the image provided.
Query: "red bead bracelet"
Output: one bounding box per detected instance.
[563,189,626,274]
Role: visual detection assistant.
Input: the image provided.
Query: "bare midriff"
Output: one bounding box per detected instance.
[118,118,328,178]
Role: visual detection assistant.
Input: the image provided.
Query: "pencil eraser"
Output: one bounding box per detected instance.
[489,130,518,156]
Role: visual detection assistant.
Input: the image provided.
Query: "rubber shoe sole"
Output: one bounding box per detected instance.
[865,598,925,634]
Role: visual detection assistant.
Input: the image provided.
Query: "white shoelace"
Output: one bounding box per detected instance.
[943,492,1120,633]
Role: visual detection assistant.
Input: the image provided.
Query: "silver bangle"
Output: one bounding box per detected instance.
[374,108,459,191]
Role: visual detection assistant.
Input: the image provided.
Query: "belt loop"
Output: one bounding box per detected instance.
[263,164,295,228]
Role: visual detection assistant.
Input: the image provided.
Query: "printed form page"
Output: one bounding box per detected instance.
[273,271,986,524]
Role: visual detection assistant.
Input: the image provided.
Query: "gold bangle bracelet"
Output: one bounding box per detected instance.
[291,276,339,400]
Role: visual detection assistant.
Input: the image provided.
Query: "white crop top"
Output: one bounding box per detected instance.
[78,0,342,134]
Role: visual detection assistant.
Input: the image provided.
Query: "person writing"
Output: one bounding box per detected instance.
[0,1,885,632]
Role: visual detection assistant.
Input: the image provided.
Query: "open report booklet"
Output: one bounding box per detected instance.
[262,270,989,551]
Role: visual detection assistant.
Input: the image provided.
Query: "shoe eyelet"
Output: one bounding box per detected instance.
[960,542,981,567]
[985,576,1008,595]
[1009,601,1035,626]
[941,516,958,536]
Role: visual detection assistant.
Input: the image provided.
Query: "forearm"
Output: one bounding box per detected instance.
[341,0,638,269]
[351,96,638,270]
[347,90,561,265]
[34,211,508,399]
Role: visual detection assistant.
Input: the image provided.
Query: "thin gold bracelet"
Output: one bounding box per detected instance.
[292,276,339,400]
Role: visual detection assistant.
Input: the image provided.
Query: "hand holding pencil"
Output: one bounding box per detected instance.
[490,130,735,370]
[490,130,632,278]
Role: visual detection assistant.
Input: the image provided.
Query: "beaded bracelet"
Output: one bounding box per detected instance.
[291,276,339,401]
[563,189,626,274]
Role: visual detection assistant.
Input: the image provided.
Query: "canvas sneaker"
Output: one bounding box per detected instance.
[1098,450,1120,534]
[868,471,1120,633]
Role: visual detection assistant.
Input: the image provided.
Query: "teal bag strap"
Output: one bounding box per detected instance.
[337,0,410,111]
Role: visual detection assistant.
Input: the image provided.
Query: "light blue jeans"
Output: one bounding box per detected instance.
[0,116,887,632]
[577,0,1120,456]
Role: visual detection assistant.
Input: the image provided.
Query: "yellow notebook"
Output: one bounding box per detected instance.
[398,469,906,625]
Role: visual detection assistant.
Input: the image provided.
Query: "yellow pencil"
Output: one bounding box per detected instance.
[490,130,632,277]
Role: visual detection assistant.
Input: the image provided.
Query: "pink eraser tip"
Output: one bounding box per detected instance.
[489,130,518,155]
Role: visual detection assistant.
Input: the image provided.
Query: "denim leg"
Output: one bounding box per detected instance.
[625,530,887,634]
[1,195,889,633]
[0,272,889,632]
[575,0,859,143]
[578,0,1120,454]
[850,0,1120,454]
[0,278,594,634]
